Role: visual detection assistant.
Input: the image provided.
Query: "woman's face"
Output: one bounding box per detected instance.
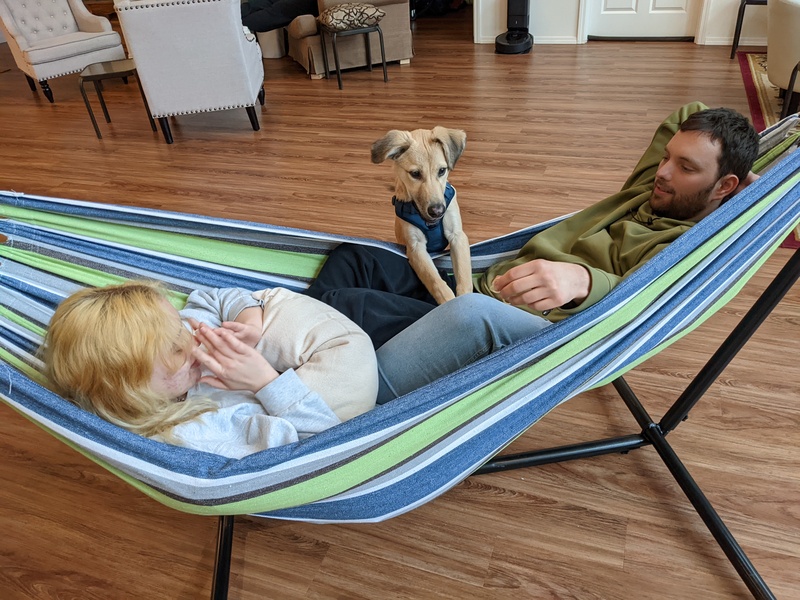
[149,299,202,401]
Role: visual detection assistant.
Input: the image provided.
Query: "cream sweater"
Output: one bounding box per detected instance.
[159,287,378,458]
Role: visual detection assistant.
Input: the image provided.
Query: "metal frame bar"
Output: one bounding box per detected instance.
[206,247,798,599]
[475,247,800,599]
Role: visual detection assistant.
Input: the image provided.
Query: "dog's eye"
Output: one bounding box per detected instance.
[410,170,422,180]
[438,168,447,178]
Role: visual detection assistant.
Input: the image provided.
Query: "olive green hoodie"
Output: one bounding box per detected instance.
[476,102,708,322]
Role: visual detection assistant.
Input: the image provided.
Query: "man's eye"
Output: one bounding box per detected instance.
[682,165,695,173]
[438,167,447,177]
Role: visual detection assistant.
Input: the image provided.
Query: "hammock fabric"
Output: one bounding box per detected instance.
[1,117,799,597]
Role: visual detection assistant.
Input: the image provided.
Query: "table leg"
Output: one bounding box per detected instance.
[80,79,102,139]
[134,74,157,132]
[365,31,373,72]
[331,32,343,90]
[320,29,331,79]
[377,27,388,83]
[93,80,111,123]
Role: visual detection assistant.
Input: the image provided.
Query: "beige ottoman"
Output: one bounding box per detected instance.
[257,29,286,58]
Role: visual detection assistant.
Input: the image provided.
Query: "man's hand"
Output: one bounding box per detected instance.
[192,324,278,393]
[492,259,591,312]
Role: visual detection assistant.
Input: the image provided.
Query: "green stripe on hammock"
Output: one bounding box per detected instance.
[0,347,45,385]
[0,205,328,280]
[0,305,45,337]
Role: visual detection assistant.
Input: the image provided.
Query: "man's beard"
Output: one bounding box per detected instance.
[650,179,716,221]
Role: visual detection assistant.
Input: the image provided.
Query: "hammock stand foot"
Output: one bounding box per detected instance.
[476,247,800,600]
[211,515,235,600]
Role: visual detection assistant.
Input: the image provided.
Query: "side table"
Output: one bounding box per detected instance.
[319,24,388,90]
[79,58,156,139]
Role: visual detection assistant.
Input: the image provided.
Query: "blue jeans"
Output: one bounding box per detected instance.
[375,294,550,403]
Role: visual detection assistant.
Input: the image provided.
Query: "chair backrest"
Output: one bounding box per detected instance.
[767,0,800,92]
[114,0,264,118]
[0,0,79,47]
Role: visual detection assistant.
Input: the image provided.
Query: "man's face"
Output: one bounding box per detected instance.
[650,130,727,222]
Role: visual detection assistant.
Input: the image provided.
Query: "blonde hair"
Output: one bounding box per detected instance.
[42,281,214,437]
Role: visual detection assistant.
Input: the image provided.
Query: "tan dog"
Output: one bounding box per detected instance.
[371,126,471,304]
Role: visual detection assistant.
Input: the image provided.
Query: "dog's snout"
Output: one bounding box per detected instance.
[427,204,445,220]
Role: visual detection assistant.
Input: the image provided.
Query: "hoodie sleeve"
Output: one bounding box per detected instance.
[179,287,262,327]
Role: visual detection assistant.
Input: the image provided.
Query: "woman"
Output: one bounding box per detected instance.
[43,281,549,459]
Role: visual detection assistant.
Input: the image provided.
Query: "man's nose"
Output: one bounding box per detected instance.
[656,160,672,180]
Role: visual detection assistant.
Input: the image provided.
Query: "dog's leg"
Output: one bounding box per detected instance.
[442,198,473,296]
[399,220,455,304]
[449,232,472,296]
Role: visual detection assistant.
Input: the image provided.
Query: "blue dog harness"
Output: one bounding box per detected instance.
[392,183,456,253]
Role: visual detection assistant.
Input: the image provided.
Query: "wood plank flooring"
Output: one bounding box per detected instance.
[0,9,798,600]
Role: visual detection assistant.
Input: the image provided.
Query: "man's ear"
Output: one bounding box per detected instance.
[714,173,740,201]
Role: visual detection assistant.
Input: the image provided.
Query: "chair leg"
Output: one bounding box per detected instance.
[781,61,800,119]
[258,85,265,106]
[25,74,37,91]
[246,106,260,131]
[158,117,174,144]
[39,80,54,103]
[729,0,748,59]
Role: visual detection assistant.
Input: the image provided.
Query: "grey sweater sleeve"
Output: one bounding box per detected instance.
[253,368,342,438]
[179,287,262,327]
[162,369,342,459]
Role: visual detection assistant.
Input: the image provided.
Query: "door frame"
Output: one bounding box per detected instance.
[577,0,712,44]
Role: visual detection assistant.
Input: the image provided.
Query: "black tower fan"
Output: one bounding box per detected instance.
[495,0,533,54]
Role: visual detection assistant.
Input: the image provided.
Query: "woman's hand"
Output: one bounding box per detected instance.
[192,323,278,393]
[220,319,262,348]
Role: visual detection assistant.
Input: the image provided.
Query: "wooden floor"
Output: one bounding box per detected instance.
[1,10,798,600]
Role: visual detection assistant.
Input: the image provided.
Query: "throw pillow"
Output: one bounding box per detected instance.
[318,3,386,31]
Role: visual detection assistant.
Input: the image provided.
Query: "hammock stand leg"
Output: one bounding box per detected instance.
[475,247,800,600]
[211,515,235,600]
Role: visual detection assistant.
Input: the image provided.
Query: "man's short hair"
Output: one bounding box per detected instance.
[679,107,759,182]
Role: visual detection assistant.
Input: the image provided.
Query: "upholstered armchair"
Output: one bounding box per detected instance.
[114,0,265,144]
[767,0,800,118]
[0,0,125,102]
[286,0,413,78]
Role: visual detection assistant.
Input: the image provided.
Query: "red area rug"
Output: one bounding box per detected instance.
[737,51,800,249]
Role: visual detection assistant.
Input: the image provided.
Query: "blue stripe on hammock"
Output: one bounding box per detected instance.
[1,223,305,293]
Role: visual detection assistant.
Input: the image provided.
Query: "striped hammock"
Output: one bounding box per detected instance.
[1,117,799,526]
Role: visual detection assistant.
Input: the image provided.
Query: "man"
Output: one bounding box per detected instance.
[305,102,760,347]
[241,0,318,33]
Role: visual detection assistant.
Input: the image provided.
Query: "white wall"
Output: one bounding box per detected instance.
[474,0,580,44]
[474,0,767,46]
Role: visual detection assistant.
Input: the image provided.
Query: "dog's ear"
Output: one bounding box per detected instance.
[371,130,413,164]
[432,127,467,170]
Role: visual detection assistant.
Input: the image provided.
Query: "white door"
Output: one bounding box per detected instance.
[585,0,702,39]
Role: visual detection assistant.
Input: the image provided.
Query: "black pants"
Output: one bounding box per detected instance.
[241,0,318,32]
[304,244,457,348]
